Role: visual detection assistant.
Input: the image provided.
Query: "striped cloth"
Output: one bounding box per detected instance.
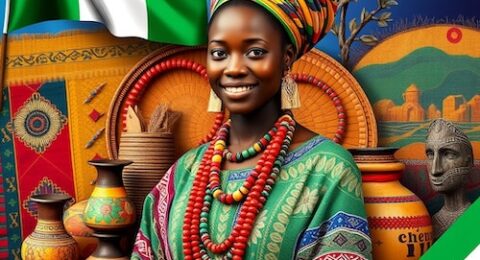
[209,0,337,57]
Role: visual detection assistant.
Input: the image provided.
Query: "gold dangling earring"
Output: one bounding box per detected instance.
[207,89,223,112]
[281,68,300,110]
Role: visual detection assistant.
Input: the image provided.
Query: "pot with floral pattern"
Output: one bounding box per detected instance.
[350,148,433,260]
[83,159,136,232]
[21,193,79,260]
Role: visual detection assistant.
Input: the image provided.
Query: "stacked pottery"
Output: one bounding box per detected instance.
[83,159,136,259]
[118,132,176,218]
[87,233,128,260]
[350,148,433,260]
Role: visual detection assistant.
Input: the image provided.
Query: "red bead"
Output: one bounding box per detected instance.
[237,235,248,243]
[219,243,228,252]
[256,178,266,186]
[234,241,247,250]
[243,217,254,225]
[231,229,239,237]
[232,248,245,256]
[249,191,261,198]
[225,195,234,204]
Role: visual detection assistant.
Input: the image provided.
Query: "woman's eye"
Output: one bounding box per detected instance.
[247,48,267,57]
[211,50,227,59]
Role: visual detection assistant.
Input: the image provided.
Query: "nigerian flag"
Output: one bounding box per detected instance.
[6,0,208,45]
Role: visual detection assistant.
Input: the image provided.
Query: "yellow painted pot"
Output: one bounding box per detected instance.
[350,148,433,260]
[83,160,136,232]
[21,194,79,260]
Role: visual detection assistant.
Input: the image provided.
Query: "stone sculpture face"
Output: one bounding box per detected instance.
[425,119,473,193]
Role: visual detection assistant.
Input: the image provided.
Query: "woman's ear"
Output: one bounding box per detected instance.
[284,44,296,69]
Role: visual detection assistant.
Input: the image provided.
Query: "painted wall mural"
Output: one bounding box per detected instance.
[352,23,480,215]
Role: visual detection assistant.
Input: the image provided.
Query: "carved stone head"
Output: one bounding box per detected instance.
[425,119,473,193]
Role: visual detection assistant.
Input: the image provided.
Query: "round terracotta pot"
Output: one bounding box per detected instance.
[64,200,97,259]
[21,194,79,260]
[83,160,136,232]
[350,148,433,260]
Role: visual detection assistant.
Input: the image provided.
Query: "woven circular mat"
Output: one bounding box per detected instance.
[106,45,377,159]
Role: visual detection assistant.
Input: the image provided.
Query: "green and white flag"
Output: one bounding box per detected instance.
[6,0,208,45]
[421,198,480,259]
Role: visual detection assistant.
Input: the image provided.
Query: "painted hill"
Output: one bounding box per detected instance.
[353,47,480,108]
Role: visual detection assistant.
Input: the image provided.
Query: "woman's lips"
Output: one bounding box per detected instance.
[221,84,256,98]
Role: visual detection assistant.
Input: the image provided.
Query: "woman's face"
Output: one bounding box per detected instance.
[207,4,294,114]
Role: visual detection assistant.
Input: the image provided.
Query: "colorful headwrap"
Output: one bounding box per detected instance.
[209,0,337,58]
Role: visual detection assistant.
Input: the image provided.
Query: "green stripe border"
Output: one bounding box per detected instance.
[421,198,480,259]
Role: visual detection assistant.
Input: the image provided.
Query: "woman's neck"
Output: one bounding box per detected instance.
[228,101,282,149]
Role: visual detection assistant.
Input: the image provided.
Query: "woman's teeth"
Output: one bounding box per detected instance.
[224,85,254,93]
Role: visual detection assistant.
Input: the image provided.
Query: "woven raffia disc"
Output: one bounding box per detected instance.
[107,46,377,159]
[292,49,377,148]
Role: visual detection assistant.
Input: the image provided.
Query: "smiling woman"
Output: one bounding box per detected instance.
[132,1,372,259]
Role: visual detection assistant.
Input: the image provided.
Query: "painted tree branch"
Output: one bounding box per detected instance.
[335,0,397,66]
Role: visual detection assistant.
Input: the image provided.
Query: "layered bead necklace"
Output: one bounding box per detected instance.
[182,113,296,260]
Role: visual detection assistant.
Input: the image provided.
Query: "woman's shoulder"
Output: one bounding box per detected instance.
[175,143,209,166]
[289,134,355,163]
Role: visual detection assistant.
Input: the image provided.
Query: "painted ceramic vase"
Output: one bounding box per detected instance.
[83,159,136,232]
[64,199,98,259]
[21,194,79,260]
[86,232,129,260]
[350,148,433,260]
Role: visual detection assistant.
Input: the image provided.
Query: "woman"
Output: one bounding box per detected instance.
[132,0,372,259]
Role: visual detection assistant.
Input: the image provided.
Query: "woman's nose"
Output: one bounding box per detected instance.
[431,153,444,176]
[224,54,247,77]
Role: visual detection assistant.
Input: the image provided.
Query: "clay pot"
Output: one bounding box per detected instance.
[21,194,79,260]
[83,159,136,232]
[350,148,433,260]
[86,232,129,260]
[64,200,97,259]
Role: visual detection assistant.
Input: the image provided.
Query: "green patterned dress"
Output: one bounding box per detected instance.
[132,136,372,259]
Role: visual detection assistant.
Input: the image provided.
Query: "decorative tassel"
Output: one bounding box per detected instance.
[207,89,223,112]
[281,72,301,109]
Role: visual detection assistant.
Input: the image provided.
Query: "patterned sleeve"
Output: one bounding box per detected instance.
[131,163,178,260]
[294,143,373,260]
[131,145,207,260]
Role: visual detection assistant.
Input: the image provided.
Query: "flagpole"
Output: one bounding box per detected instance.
[0,0,10,112]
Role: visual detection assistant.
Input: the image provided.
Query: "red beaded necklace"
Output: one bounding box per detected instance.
[182,113,296,260]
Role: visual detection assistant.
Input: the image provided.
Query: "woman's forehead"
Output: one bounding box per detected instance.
[208,4,280,37]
